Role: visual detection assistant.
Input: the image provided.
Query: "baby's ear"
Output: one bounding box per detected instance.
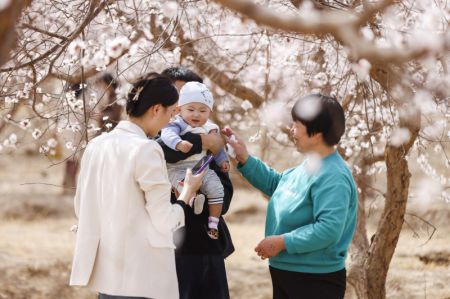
[176,106,181,113]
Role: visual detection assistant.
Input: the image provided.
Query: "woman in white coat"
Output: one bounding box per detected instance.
[70,76,206,299]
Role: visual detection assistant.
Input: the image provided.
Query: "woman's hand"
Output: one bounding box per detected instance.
[200,132,225,156]
[222,127,249,165]
[255,235,286,260]
[178,168,205,204]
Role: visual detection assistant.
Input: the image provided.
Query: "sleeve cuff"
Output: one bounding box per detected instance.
[237,155,257,173]
[283,233,296,254]
[174,200,187,210]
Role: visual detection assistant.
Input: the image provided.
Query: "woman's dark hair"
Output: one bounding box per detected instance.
[126,76,178,117]
[161,66,203,83]
[291,94,346,146]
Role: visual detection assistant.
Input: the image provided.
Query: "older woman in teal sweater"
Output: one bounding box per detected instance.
[224,94,357,299]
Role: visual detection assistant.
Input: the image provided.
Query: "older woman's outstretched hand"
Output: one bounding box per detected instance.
[179,168,205,205]
[222,127,249,165]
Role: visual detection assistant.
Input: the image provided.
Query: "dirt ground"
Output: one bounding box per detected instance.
[1,153,450,299]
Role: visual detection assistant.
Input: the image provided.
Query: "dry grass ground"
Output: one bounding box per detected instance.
[0,153,449,299]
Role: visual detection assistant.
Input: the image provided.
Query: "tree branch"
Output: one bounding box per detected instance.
[19,23,68,41]
[211,0,433,64]
[150,15,265,108]
[0,0,32,67]
[0,0,111,73]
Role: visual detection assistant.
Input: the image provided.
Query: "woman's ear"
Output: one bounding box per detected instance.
[313,132,325,145]
[152,104,163,115]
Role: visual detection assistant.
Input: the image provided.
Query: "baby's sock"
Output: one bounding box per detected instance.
[208,216,219,230]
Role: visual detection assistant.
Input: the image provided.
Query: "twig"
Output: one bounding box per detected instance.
[405,212,437,247]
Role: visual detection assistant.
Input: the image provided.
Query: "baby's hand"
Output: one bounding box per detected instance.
[176,141,193,153]
[221,161,230,173]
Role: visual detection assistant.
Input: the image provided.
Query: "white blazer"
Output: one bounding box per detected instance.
[70,120,185,299]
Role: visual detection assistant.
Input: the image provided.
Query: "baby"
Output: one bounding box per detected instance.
[160,82,229,239]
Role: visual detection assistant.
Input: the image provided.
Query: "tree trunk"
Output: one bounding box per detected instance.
[365,137,417,298]
[363,63,420,299]
[347,161,370,299]
[0,0,32,67]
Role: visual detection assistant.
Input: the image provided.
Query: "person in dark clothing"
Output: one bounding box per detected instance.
[158,66,234,299]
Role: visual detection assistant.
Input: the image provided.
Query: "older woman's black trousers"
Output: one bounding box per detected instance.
[269,266,346,299]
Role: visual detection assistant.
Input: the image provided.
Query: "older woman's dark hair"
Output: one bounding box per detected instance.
[126,76,178,117]
[291,94,345,146]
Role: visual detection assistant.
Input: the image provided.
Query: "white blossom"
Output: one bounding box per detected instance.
[311,72,328,88]
[351,59,371,81]
[32,129,42,140]
[47,138,58,148]
[248,131,261,143]
[260,101,289,129]
[3,133,18,148]
[423,120,446,140]
[39,145,49,154]
[42,94,51,103]
[68,39,86,57]
[65,141,76,151]
[241,100,253,111]
[389,128,411,147]
[162,1,178,18]
[305,152,322,175]
[0,0,11,11]
[93,50,110,70]
[106,36,131,59]
[292,96,321,121]
[5,96,19,104]
[413,178,442,206]
[19,119,31,129]
[413,90,435,115]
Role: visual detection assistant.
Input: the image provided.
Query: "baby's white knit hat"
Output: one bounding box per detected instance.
[178,82,214,110]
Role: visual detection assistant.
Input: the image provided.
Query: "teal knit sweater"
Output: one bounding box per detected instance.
[238,151,357,273]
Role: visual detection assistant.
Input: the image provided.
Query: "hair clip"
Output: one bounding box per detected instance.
[132,86,144,101]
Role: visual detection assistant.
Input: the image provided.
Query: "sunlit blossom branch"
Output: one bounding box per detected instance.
[211,0,434,63]
[177,28,265,108]
[52,30,144,84]
[0,0,112,73]
[149,14,265,108]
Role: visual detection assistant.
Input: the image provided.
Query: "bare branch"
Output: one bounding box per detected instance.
[405,213,437,247]
[19,23,68,41]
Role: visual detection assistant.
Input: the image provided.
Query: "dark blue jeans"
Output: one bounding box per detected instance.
[98,294,150,299]
[175,254,230,299]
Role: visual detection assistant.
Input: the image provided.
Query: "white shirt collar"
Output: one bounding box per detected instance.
[115,120,147,138]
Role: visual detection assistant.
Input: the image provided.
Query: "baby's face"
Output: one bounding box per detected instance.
[179,102,211,127]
